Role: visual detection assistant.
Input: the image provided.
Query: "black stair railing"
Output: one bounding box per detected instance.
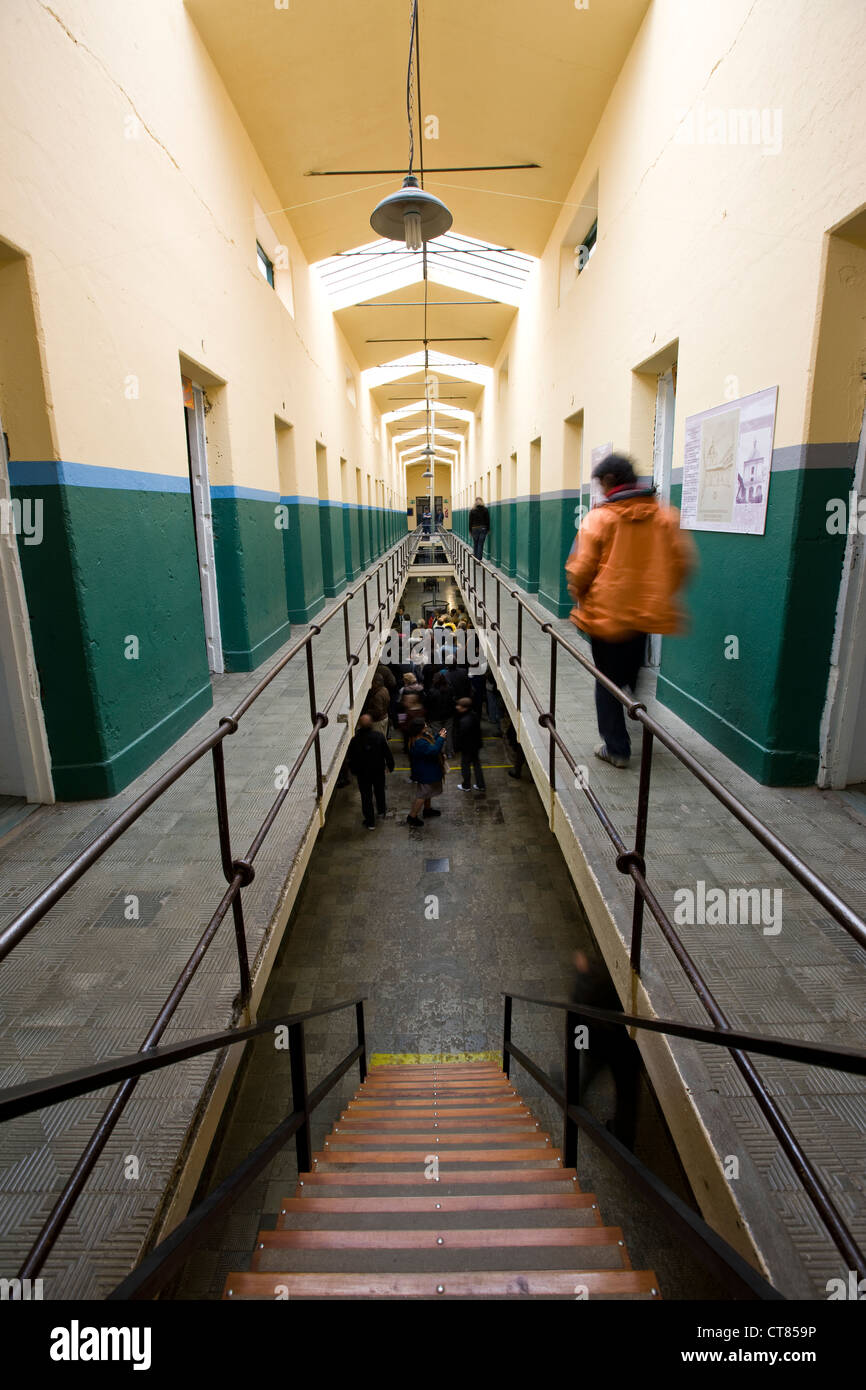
[502,990,866,1300]
[0,997,367,1301]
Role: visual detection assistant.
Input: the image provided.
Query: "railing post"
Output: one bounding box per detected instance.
[496,577,501,667]
[289,1020,312,1174]
[548,630,557,795]
[630,729,654,974]
[516,604,523,714]
[305,638,324,803]
[564,1008,581,1169]
[343,603,354,713]
[481,563,487,623]
[376,569,383,633]
[211,742,251,1007]
[502,994,512,1079]
[356,1000,367,1083]
[362,583,372,664]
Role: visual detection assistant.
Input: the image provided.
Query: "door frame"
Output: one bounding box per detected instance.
[648,368,676,669]
[818,398,866,787]
[185,384,224,675]
[0,419,54,802]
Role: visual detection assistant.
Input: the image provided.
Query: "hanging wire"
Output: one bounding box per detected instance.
[406,0,419,177]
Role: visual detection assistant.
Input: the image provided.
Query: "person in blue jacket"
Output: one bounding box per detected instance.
[405,717,446,827]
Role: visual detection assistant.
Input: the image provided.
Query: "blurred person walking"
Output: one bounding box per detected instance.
[469,496,490,560]
[565,453,694,769]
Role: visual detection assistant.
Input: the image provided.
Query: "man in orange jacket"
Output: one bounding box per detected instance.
[565,454,695,768]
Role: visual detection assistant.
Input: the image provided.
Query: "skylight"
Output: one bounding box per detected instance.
[314,232,534,309]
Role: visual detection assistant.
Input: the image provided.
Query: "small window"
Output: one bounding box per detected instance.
[256,241,274,288]
[577,219,597,273]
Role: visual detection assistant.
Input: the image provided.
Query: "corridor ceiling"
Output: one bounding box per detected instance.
[186,0,650,464]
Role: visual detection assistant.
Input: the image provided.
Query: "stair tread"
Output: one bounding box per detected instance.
[256,1226,623,1249]
[312,1148,564,1164]
[222,1270,660,1300]
[296,1168,579,1189]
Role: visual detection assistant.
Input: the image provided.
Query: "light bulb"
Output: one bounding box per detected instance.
[404,211,422,252]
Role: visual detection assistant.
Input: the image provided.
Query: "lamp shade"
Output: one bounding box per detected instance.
[370,175,452,246]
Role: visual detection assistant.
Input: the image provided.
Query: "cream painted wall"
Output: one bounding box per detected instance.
[473,0,866,498]
[0,0,387,497]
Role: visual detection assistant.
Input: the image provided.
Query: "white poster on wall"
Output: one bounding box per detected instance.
[681,387,778,534]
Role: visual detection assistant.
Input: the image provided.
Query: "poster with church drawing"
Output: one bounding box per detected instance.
[680,386,778,534]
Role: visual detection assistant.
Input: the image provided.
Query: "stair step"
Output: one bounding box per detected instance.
[369,1066,504,1076]
[276,1197,603,1230]
[311,1148,564,1166]
[360,1081,508,1091]
[250,1226,629,1273]
[223,1269,661,1300]
[322,1132,553,1148]
[346,1100,527,1112]
[295,1169,581,1196]
[341,1107,532,1120]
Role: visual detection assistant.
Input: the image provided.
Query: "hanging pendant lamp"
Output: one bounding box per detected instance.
[369,3,451,250]
[370,175,451,251]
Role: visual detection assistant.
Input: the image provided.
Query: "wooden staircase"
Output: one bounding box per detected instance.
[222,1062,661,1300]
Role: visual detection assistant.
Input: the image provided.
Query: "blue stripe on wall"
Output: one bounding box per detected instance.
[7,460,191,492]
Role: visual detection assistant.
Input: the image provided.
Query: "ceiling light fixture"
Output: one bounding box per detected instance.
[369,2,451,252]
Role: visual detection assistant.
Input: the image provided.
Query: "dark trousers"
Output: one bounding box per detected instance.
[460,752,485,790]
[590,633,646,760]
[579,1034,639,1150]
[357,773,386,826]
[471,527,488,560]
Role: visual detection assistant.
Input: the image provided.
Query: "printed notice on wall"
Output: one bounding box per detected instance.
[680,387,778,534]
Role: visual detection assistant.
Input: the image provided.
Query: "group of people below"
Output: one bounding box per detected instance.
[344,627,525,830]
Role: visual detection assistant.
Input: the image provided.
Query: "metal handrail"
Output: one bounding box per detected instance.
[0,996,368,1301]
[0,534,414,1282]
[441,530,866,1281]
[502,990,866,1299]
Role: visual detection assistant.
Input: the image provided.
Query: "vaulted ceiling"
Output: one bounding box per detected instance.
[186,0,650,468]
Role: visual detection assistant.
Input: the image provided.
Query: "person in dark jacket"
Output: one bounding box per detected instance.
[503,713,526,780]
[406,718,446,826]
[469,497,490,559]
[454,697,485,792]
[570,949,638,1149]
[362,673,391,738]
[347,714,395,829]
[426,670,455,755]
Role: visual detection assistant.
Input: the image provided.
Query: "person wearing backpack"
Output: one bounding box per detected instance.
[405,718,446,827]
